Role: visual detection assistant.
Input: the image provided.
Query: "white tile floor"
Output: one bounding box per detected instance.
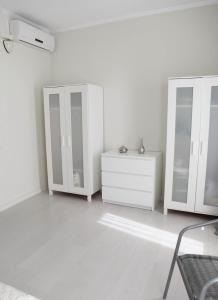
[0,192,216,300]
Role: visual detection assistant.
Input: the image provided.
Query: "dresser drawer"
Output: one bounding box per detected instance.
[102,172,153,191]
[101,157,155,176]
[102,186,153,209]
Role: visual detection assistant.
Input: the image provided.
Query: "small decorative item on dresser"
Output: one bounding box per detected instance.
[138,138,145,154]
[119,145,128,153]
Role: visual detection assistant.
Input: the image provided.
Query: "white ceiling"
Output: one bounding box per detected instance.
[1,0,218,32]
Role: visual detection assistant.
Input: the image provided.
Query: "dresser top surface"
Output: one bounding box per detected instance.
[44,83,102,88]
[102,150,161,160]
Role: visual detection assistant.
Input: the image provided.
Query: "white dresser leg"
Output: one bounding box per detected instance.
[87,195,92,202]
[49,190,53,196]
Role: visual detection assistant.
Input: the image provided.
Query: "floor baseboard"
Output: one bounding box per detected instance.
[0,189,42,212]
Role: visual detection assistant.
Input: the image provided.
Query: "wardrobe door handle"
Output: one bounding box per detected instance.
[68,135,71,147]
[191,142,194,155]
[62,136,66,147]
[200,141,203,155]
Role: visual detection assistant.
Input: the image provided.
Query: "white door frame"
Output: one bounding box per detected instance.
[195,77,218,215]
[64,85,89,195]
[164,79,201,213]
[44,87,68,192]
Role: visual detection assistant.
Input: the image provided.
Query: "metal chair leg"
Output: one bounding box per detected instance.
[163,252,177,299]
[163,231,184,299]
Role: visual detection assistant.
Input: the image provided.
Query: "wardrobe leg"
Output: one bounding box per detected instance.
[49,190,53,196]
[87,195,92,202]
[164,206,168,215]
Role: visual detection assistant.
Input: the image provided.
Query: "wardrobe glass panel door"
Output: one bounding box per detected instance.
[172,87,193,203]
[70,92,84,188]
[49,94,63,185]
[204,86,218,207]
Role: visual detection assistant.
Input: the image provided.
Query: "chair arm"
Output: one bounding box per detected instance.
[200,277,218,300]
[179,218,218,238]
[175,219,218,255]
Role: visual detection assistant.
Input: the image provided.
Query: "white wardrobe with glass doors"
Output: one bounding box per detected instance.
[44,84,103,201]
[164,76,218,216]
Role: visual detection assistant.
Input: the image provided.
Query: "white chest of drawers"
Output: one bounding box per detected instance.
[101,151,162,210]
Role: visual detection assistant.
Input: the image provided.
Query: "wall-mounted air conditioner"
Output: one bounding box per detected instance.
[10,20,55,52]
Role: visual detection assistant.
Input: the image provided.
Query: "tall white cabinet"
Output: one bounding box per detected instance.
[43,84,103,201]
[164,76,218,216]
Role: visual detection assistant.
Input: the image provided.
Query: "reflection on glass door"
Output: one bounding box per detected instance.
[70,92,84,188]
[204,87,218,207]
[172,88,193,203]
[49,94,63,185]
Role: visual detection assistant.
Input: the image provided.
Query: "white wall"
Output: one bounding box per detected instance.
[0,4,218,211]
[52,4,218,153]
[0,35,51,210]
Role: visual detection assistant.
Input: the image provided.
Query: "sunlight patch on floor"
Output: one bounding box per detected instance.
[98,213,204,254]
